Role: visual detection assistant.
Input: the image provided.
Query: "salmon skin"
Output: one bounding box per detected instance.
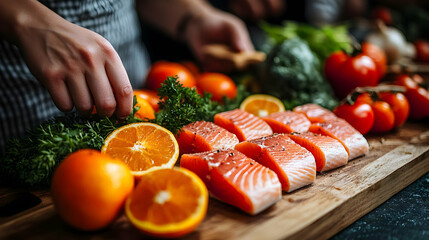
[293,104,337,123]
[235,134,316,192]
[180,149,281,215]
[262,111,311,133]
[176,121,239,154]
[309,119,369,160]
[214,109,273,142]
[288,132,348,172]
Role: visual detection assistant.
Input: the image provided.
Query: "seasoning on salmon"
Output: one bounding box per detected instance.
[180,149,281,215]
[288,132,348,172]
[214,109,273,142]
[308,119,369,160]
[293,104,338,123]
[176,121,239,154]
[262,111,311,133]
[235,134,316,192]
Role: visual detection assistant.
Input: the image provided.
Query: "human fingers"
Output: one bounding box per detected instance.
[43,72,74,112]
[65,73,94,116]
[105,52,133,119]
[223,17,254,52]
[85,60,117,118]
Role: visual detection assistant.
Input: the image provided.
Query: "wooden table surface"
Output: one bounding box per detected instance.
[1,122,428,240]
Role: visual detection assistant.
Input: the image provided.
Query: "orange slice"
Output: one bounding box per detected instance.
[134,95,155,120]
[101,122,179,177]
[125,167,208,238]
[240,94,285,117]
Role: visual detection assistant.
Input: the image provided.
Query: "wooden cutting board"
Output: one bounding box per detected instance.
[0,122,428,240]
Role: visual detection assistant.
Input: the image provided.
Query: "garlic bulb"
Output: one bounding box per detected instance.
[365,21,416,63]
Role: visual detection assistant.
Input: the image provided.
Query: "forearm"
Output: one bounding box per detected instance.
[136,0,213,39]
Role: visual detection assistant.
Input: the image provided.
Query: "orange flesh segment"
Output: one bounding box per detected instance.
[129,170,201,224]
[102,123,178,174]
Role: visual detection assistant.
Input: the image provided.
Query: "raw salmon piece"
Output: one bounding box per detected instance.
[262,111,311,133]
[235,134,316,192]
[180,149,281,215]
[176,121,239,154]
[309,119,369,160]
[293,104,337,123]
[214,109,273,142]
[288,132,348,172]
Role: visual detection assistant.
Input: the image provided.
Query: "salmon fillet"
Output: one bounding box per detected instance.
[180,149,282,215]
[176,121,239,154]
[214,109,273,142]
[235,134,316,192]
[309,119,369,160]
[262,111,311,133]
[288,132,348,172]
[293,104,337,123]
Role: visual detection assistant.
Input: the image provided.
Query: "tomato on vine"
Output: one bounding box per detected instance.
[379,92,409,128]
[334,102,374,135]
[370,100,395,133]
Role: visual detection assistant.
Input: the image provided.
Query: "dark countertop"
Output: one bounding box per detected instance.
[332,173,429,240]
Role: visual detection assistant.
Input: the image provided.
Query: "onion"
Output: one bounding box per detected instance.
[365,21,415,63]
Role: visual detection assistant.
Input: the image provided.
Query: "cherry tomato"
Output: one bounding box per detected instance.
[362,42,387,78]
[334,102,374,135]
[371,101,395,133]
[324,51,379,99]
[414,40,429,62]
[379,92,409,128]
[146,61,197,90]
[197,72,237,102]
[393,74,429,119]
[133,89,160,112]
[356,92,374,105]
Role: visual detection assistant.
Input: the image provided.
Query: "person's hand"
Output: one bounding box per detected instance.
[229,0,285,20]
[183,7,254,72]
[14,2,133,118]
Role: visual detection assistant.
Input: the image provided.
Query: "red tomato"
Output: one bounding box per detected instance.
[393,74,429,119]
[146,61,197,90]
[334,102,374,135]
[356,92,374,105]
[362,42,387,78]
[371,7,392,25]
[133,89,160,112]
[197,73,237,102]
[414,40,429,62]
[324,51,379,99]
[379,92,409,128]
[371,101,395,133]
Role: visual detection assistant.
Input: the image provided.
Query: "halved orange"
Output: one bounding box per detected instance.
[134,95,155,120]
[101,122,179,177]
[240,94,285,117]
[125,167,208,238]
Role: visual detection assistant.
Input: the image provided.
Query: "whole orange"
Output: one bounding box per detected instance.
[51,149,134,231]
[146,61,197,90]
[133,89,160,112]
[197,72,237,102]
[134,95,155,120]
